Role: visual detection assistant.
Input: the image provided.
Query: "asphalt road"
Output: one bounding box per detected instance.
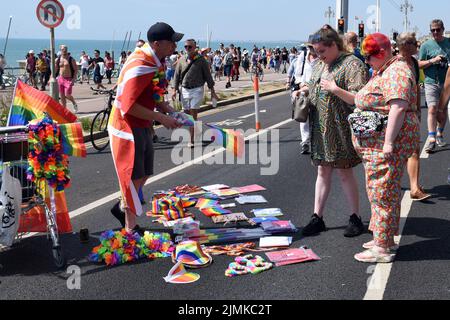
[0,92,449,300]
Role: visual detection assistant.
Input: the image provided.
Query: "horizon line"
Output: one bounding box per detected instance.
[0,37,305,43]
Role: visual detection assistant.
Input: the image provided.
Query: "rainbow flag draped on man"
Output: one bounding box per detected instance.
[108,43,165,216]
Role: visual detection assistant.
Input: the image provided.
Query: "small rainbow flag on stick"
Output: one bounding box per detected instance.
[59,123,87,158]
[207,124,245,158]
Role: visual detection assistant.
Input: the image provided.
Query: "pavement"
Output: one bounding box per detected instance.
[49,67,288,117]
[0,89,449,301]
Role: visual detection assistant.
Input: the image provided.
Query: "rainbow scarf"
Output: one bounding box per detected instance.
[207,124,244,158]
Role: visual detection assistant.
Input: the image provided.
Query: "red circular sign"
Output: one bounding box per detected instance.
[36,0,65,28]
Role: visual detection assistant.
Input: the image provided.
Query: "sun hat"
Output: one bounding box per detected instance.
[29,50,35,54]
[164,261,200,284]
[172,241,213,268]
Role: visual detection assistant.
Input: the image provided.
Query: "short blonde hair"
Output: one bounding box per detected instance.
[396,32,417,49]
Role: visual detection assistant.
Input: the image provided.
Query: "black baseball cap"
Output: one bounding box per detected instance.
[147,22,184,43]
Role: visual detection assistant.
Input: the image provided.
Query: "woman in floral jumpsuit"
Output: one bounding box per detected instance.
[352,33,420,263]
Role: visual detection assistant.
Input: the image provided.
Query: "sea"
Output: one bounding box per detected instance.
[0,38,304,69]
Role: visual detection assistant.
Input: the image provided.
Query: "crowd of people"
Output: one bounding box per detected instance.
[3,20,449,265]
[287,19,449,263]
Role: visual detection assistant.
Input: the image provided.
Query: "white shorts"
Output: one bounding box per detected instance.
[181,86,204,111]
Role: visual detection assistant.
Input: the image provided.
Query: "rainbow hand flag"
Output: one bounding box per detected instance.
[59,123,87,158]
[200,206,232,217]
[206,124,245,158]
[7,80,86,158]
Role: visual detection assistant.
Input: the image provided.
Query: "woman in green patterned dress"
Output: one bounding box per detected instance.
[293,26,369,237]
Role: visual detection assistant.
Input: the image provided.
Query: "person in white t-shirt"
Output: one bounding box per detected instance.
[290,44,319,155]
[79,51,91,84]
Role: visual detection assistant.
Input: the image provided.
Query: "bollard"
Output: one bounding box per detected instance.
[253,70,261,132]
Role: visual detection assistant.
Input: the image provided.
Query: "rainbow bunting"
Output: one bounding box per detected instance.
[200,206,232,217]
[59,123,87,158]
[7,79,77,126]
[207,124,245,158]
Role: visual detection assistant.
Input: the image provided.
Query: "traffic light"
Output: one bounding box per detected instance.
[393,32,399,42]
[358,23,365,38]
[338,18,345,34]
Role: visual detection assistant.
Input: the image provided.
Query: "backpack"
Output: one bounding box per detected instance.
[56,56,75,78]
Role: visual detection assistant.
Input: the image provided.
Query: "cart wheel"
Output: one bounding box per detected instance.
[52,246,66,269]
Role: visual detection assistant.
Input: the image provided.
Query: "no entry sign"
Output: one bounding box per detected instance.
[36,0,65,29]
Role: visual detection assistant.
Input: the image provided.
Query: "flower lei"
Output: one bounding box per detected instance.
[27,115,70,192]
[152,67,168,104]
[89,229,174,266]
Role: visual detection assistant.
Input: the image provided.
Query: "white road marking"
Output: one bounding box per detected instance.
[68,118,293,220]
[239,110,267,119]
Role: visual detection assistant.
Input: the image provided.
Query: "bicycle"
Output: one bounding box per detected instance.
[250,62,264,83]
[90,88,115,151]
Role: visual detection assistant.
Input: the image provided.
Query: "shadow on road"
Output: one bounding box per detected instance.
[396,217,450,262]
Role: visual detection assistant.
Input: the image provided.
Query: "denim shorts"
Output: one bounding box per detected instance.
[424,83,444,107]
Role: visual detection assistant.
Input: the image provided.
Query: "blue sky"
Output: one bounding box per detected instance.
[1,0,448,41]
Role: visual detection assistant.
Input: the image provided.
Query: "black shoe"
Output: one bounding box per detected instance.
[111,201,126,228]
[302,214,327,237]
[301,144,310,155]
[344,214,365,238]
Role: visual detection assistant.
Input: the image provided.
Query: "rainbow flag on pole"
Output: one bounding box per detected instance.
[7,80,86,158]
[7,79,77,126]
[206,124,245,158]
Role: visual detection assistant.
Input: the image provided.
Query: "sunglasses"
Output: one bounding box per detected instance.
[184,45,194,49]
[431,28,442,33]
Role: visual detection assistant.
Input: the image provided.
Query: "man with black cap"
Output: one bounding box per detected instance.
[109,22,184,234]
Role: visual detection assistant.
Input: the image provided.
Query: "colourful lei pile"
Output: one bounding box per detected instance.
[89,229,174,266]
[152,68,168,104]
[27,116,71,191]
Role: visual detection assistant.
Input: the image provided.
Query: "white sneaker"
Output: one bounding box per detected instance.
[436,136,447,147]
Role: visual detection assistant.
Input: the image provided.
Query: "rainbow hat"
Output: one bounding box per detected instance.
[172,241,213,268]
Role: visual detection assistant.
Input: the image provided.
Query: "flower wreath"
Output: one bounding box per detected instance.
[27,115,71,192]
[152,67,169,104]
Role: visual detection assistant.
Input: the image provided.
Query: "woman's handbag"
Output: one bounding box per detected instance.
[348,111,388,138]
[292,93,312,123]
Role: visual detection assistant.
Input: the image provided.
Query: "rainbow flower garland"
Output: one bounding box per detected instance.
[27,115,71,192]
[89,230,174,266]
[152,68,168,104]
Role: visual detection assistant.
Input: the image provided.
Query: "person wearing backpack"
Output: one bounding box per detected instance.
[89,49,107,91]
[36,53,49,91]
[223,47,234,88]
[55,45,78,113]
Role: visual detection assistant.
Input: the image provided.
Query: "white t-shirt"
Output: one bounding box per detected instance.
[80,55,90,69]
[294,50,319,85]
[213,55,222,67]
[166,54,178,70]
